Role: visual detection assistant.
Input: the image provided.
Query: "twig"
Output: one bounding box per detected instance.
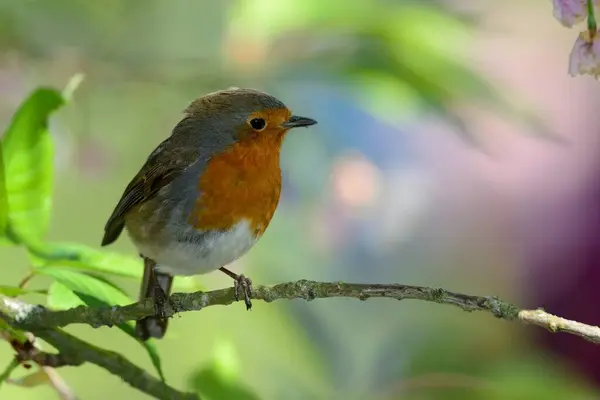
[4,367,80,400]
[518,309,600,344]
[1,326,79,398]
[43,367,79,400]
[3,280,600,400]
[6,279,600,344]
[31,329,198,400]
[0,299,199,400]
[17,272,34,289]
[10,281,520,330]
[11,336,83,368]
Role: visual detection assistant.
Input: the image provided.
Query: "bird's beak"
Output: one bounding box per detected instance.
[281,115,317,129]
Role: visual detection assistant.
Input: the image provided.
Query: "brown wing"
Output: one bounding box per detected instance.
[101,136,193,246]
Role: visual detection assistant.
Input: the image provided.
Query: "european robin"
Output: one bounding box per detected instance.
[100,88,317,340]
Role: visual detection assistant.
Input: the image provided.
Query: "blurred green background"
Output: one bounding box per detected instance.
[2,0,600,399]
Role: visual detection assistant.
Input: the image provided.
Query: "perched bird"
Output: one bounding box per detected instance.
[101,88,317,340]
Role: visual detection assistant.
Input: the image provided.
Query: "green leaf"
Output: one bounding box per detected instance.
[0,142,8,237]
[38,242,144,278]
[35,267,165,381]
[0,358,19,390]
[34,242,204,291]
[47,281,84,309]
[73,289,165,383]
[1,88,64,243]
[4,368,52,389]
[172,276,205,292]
[109,315,166,384]
[189,367,261,400]
[0,285,46,298]
[0,319,28,347]
[35,267,131,306]
[211,340,241,382]
[189,341,261,400]
[79,271,130,296]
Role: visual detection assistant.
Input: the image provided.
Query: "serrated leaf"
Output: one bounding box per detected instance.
[34,267,165,381]
[1,88,65,242]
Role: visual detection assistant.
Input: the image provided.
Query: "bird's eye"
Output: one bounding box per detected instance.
[249,118,266,131]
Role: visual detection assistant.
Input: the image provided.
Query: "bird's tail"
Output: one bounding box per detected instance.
[136,257,173,341]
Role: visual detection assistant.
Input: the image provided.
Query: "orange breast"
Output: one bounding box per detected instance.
[190,133,283,237]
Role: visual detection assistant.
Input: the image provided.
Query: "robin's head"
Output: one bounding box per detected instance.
[184,88,317,141]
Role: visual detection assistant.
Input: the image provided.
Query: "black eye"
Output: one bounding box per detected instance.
[250,118,266,130]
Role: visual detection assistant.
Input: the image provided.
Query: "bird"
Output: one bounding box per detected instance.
[100,87,317,341]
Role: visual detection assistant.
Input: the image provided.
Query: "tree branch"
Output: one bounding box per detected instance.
[30,329,197,400]
[0,298,198,400]
[9,281,519,329]
[6,279,600,344]
[3,280,600,400]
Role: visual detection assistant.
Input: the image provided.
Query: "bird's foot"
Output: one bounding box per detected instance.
[153,280,176,318]
[219,267,253,310]
[233,274,253,310]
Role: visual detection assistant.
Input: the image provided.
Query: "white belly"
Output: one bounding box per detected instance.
[135,219,258,276]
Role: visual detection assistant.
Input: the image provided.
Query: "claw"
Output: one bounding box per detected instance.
[219,267,254,310]
[233,274,253,310]
[153,279,175,318]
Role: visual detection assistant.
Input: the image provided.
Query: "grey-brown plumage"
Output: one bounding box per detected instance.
[101,87,317,341]
[101,88,284,247]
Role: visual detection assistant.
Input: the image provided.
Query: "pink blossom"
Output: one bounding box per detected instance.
[569,30,600,77]
[553,0,587,27]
